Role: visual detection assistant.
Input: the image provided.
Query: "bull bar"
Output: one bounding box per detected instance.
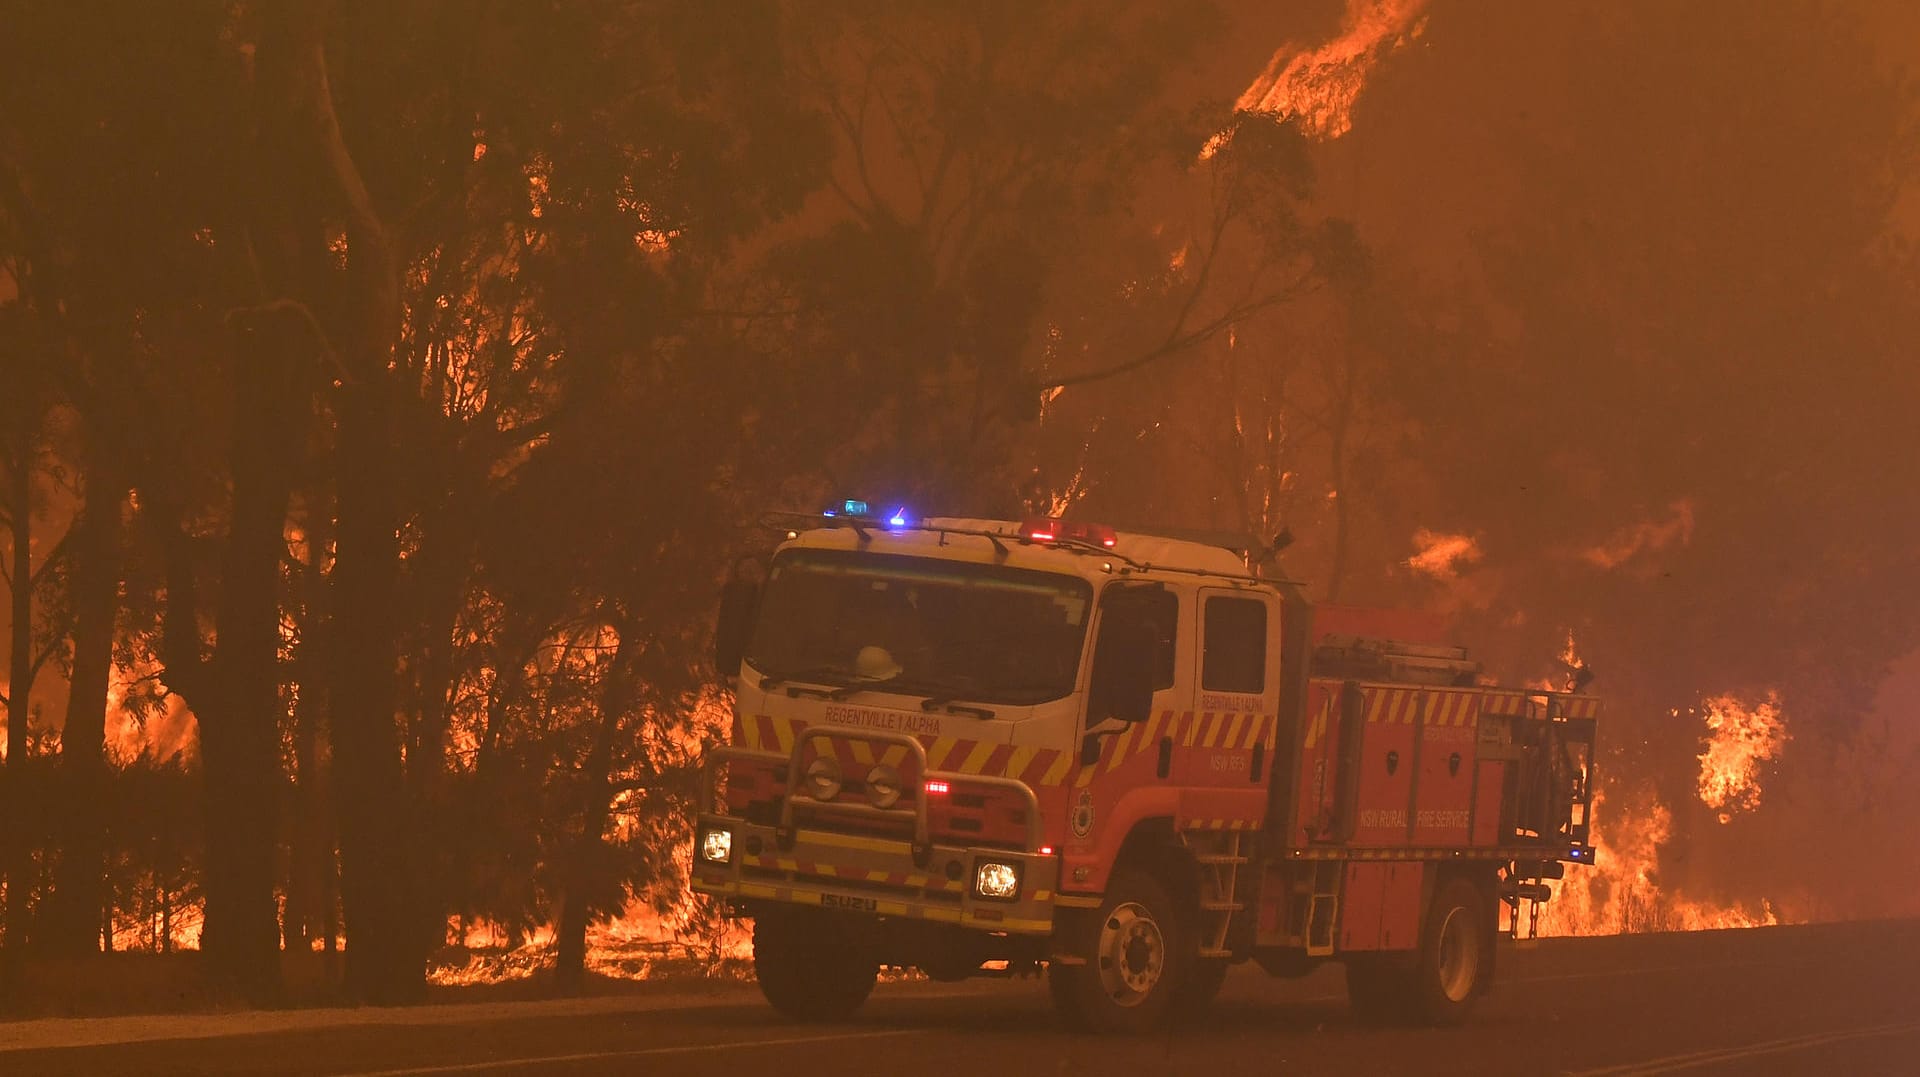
[693,727,1058,936]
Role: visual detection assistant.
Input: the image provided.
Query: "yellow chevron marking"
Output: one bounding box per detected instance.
[1367,691,1387,723]
[1105,724,1139,773]
[927,737,958,769]
[1032,889,1053,902]
[1223,713,1246,748]
[796,830,911,855]
[1199,716,1221,749]
[1143,710,1167,744]
[772,719,796,755]
[1042,751,1074,786]
[775,858,798,872]
[881,744,909,768]
[960,739,997,775]
[1008,745,1036,780]
[849,740,875,766]
[1184,713,1201,748]
[968,913,1052,934]
[1053,894,1102,908]
[867,870,891,882]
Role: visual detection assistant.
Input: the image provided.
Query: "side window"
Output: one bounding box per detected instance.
[1144,590,1178,691]
[1202,596,1267,694]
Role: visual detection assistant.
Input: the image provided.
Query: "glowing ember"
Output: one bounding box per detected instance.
[1696,691,1788,823]
[1407,528,1480,581]
[1234,0,1429,140]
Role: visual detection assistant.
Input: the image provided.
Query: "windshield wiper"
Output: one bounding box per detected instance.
[838,673,998,719]
[757,664,858,694]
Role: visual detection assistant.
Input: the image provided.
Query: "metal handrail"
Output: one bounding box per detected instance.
[700,725,1050,855]
[779,727,934,850]
[699,744,786,817]
[923,769,1045,852]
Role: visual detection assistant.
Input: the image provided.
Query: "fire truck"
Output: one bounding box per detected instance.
[692,504,1597,1032]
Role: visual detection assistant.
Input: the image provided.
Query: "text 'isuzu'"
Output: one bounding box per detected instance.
[693,504,1597,1031]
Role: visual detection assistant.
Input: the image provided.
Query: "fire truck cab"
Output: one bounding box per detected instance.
[693,505,1597,1032]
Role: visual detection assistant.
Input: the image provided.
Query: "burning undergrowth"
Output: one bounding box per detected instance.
[1535,691,1792,936]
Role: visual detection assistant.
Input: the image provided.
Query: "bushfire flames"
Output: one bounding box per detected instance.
[1234,0,1429,140]
[74,627,1801,973]
[1538,692,1790,935]
[1696,691,1789,824]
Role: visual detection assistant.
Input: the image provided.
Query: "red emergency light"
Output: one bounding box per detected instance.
[925,779,950,795]
[1018,516,1117,549]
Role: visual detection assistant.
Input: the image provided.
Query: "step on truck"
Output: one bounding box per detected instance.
[692,503,1597,1031]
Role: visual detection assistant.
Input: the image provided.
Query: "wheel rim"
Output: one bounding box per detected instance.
[1435,905,1480,1003]
[1096,901,1166,1006]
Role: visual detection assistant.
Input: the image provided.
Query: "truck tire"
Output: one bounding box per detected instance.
[752,908,878,1022]
[1408,878,1489,1025]
[1048,869,1188,1033]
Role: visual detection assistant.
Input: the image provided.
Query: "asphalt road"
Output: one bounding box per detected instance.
[3,920,1916,1075]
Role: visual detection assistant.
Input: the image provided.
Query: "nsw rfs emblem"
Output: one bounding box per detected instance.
[1071,790,1096,838]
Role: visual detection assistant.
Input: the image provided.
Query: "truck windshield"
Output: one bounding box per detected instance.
[745,549,1093,706]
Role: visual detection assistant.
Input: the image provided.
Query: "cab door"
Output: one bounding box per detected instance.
[1179,588,1279,796]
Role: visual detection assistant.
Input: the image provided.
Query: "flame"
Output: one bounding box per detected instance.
[1537,787,1780,935]
[1234,0,1429,140]
[1581,499,1695,570]
[1407,528,1480,581]
[1696,691,1788,823]
[104,656,200,765]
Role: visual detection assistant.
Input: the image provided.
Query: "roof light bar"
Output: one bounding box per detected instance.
[1018,516,1117,549]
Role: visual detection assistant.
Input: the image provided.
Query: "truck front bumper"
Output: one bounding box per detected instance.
[691,813,1060,936]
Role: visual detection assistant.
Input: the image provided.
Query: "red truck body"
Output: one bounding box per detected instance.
[693,511,1596,1029]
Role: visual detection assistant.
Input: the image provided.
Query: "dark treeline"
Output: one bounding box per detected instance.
[2,0,1918,1009]
[0,1,1340,1006]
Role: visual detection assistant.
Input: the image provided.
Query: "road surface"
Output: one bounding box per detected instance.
[3,920,1915,1075]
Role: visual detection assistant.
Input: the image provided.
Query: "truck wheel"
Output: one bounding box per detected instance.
[1409,878,1489,1025]
[1048,869,1187,1033]
[752,908,877,1022]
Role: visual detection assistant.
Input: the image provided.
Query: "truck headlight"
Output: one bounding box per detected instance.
[865,764,903,809]
[804,757,843,801]
[700,827,733,865]
[974,860,1021,901]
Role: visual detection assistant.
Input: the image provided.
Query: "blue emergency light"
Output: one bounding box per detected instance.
[822,498,915,526]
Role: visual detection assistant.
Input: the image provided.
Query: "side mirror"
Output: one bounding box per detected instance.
[1088,611,1156,725]
[714,577,760,678]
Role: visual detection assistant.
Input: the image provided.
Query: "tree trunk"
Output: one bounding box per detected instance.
[45,458,124,955]
[555,627,640,994]
[4,424,34,955]
[197,315,305,1002]
[253,4,419,1005]
[330,385,420,1003]
[286,501,336,959]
